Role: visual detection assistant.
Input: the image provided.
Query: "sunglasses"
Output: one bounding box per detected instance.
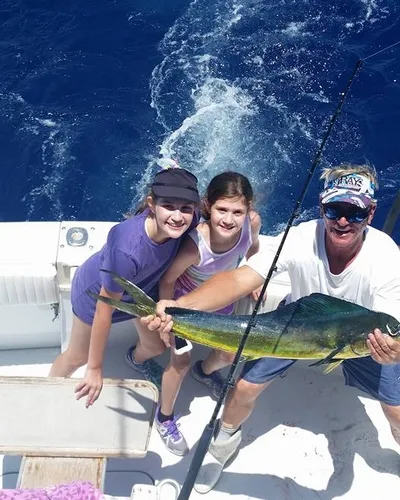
[323,205,370,224]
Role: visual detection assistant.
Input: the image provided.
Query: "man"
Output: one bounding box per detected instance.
[143,164,400,493]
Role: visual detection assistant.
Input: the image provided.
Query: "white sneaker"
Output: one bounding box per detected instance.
[194,427,242,494]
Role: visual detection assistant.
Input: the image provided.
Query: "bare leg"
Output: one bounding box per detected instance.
[381,402,400,446]
[202,349,235,375]
[133,319,167,364]
[49,315,91,377]
[160,350,191,416]
[222,378,272,429]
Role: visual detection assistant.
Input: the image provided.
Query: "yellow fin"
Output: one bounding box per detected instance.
[323,360,343,374]
[241,355,261,362]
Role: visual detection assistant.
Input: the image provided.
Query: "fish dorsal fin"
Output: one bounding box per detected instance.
[287,293,368,319]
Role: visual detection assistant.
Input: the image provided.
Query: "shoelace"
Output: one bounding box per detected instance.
[162,415,182,441]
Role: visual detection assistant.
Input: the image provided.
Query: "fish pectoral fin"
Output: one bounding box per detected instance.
[308,345,345,368]
[241,355,260,362]
[323,360,344,374]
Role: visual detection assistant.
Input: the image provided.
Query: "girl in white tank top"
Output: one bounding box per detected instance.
[174,212,252,314]
[155,172,261,455]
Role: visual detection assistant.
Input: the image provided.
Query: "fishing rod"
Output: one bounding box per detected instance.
[177,40,400,500]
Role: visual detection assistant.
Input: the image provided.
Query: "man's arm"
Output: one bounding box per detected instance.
[176,265,264,310]
[368,243,400,364]
[143,265,264,334]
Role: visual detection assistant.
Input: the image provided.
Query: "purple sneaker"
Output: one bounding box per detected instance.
[155,407,189,456]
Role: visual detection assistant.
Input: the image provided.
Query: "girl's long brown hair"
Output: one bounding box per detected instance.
[202,171,254,219]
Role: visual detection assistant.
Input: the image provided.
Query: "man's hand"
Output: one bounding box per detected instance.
[367,328,400,364]
[140,299,177,334]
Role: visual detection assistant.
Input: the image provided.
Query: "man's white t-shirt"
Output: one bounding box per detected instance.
[246,219,400,322]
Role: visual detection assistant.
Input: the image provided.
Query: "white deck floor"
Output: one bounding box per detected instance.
[0,324,399,499]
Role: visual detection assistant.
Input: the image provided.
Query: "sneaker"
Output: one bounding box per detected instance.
[155,406,189,456]
[125,345,163,389]
[194,425,242,494]
[190,360,224,398]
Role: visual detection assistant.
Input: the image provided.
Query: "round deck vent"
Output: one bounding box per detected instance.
[66,227,89,246]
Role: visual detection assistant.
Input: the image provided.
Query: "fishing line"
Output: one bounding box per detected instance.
[177,39,400,500]
[363,39,400,61]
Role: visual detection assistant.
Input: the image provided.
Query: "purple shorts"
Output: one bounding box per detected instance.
[240,356,400,406]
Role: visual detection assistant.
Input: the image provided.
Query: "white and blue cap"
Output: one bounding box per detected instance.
[320,173,376,209]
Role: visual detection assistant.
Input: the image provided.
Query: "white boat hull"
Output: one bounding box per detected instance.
[0,221,398,499]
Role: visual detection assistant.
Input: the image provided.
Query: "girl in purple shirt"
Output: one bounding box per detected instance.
[49,166,200,407]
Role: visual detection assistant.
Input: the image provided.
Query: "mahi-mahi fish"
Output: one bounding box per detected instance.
[87,270,400,372]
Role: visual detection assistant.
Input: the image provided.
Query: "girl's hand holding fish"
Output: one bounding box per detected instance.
[367,328,400,364]
[251,285,266,305]
[160,331,174,348]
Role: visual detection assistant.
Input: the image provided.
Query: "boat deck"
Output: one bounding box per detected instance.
[0,324,399,499]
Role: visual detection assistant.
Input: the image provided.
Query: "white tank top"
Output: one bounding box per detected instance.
[176,216,252,295]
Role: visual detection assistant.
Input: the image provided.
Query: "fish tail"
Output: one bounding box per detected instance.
[87,271,157,317]
[100,269,156,309]
[86,291,137,315]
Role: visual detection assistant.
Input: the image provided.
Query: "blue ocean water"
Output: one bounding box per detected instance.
[1,0,399,241]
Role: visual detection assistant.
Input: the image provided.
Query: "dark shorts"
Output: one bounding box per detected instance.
[240,356,400,406]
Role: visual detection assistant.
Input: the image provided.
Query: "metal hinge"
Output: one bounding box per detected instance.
[51,302,59,321]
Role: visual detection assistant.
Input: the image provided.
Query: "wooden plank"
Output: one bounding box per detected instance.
[0,377,158,458]
[17,456,106,489]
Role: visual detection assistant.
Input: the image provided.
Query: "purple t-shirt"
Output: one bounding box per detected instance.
[71,209,191,325]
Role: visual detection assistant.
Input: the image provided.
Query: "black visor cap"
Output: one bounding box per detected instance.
[151,168,200,204]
